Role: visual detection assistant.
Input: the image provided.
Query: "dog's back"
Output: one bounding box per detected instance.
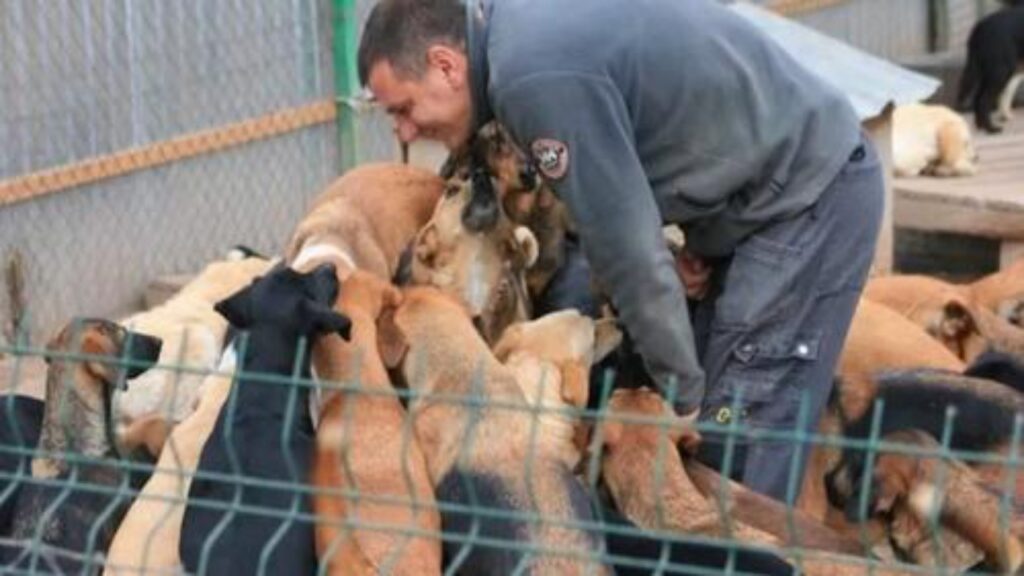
[287,163,444,279]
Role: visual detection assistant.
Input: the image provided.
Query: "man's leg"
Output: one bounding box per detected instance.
[696,136,884,502]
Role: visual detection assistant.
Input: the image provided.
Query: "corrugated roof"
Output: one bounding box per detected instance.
[729,2,941,121]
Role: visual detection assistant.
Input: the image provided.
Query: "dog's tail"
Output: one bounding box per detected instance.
[957,53,979,111]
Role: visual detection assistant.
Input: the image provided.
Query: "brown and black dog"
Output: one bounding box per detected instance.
[441,122,574,302]
[589,388,919,576]
[377,286,606,575]
[3,319,161,574]
[312,271,441,575]
[826,429,1024,573]
[797,299,966,528]
[410,178,539,345]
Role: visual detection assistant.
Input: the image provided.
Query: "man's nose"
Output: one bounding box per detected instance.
[394,121,418,144]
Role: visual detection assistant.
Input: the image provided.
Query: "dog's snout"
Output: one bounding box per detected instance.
[461,168,501,233]
[519,162,538,191]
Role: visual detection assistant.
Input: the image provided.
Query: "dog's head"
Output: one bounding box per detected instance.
[493,309,622,410]
[215,262,352,341]
[441,122,573,298]
[45,317,163,410]
[411,178,538,344]
[825,429,941,523]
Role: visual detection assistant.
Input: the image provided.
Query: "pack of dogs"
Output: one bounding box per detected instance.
[3,117,1024,576]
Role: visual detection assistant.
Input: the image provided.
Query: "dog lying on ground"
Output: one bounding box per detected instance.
[410,177,539,345]
[311,271,441,575]
[864,274,1024,365]
[797,298,965,526]
[178,264,351,576]
[826,428,1024,573]
[116,254,270,446]
[286,163,445,282]
[492,309,622,469]
[441,122,574,301]
[377,285,603,574]
[958,3,1024,133]
[1,319,161,574]
[892,103,978,177]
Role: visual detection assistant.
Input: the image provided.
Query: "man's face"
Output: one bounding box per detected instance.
[368,46,473,151]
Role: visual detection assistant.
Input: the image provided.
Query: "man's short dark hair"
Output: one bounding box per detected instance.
[357,0,467,85]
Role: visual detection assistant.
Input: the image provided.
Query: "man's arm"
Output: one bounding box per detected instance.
[494,71,705,413]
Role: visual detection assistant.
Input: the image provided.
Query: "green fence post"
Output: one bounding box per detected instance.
[332,0,360,171]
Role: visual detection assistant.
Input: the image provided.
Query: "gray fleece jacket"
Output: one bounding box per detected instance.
[468,0,861,412]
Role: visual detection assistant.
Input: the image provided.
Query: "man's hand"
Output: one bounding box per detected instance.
[675,249,711,300]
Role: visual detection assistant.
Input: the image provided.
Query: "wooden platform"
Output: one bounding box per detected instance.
[894,116,1024,267]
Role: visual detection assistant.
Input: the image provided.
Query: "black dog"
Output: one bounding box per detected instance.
[825,369,1024,520]
[1,319,161,574]
[179,263,350,576]
[958,4,1024,133]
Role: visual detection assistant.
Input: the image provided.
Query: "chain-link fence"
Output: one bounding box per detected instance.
[0,0,341,348]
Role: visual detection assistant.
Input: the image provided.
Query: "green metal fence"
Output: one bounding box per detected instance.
[2,322,1023,575]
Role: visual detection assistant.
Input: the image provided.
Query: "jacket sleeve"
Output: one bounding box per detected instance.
[494,71,706,413]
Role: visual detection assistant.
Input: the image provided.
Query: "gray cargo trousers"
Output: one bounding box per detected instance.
[535,133,883,502]
[690,133,884,501]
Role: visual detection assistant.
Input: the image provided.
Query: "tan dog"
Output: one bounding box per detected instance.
[797,299,965,527]
[864,274,1024,363]
[827,429,1024,573]
[442,122,574,300]
[311,271,440,575]
[410,178,539,345]
[286,163,445,280]
[116,255,270,437]
[104,350,236,575]
[893,103,978,178]
[377,286,605,575]
[492,309,622,468]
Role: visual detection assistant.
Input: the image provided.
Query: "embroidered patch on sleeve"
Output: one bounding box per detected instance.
[531,139,569,180]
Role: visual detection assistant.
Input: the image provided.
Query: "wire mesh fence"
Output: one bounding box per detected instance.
[2,1,1023,575]
[2,312,1024,575]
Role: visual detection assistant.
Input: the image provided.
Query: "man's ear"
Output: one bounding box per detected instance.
[377,307,409,369]
[426,44,468,89]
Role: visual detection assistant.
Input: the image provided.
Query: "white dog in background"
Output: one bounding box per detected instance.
[116,252,271,430]
[893,103,979,178]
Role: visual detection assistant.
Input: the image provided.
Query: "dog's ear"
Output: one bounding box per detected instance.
[377,307,409,369]
[512,226,539,269]
[593,318,623,364]
[492,323,524,362]
[414,223,441,269]
[558,361,590,409]
[214,286,254,328]
[303,300,352,341]
[932,297,984,360]
[80,327,117,384]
